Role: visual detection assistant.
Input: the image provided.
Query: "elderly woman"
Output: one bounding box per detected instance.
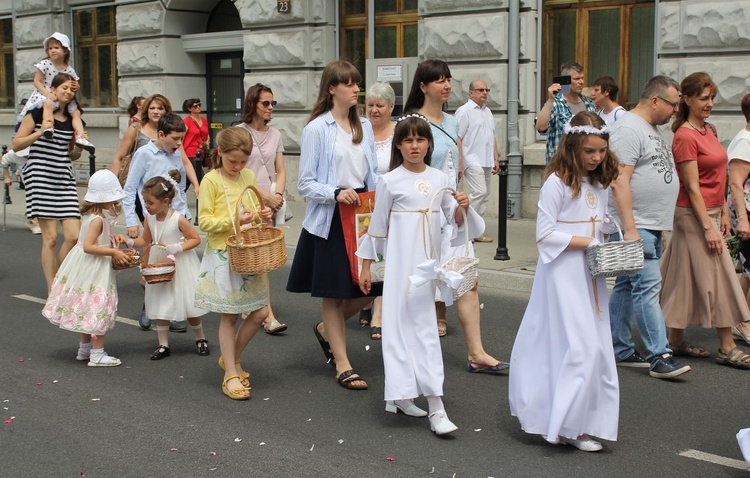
[13,73,83,293]
[358,82,396,339]
[660,72,750,369]
[726,93,750,345]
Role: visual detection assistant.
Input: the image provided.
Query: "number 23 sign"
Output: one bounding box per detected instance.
[277,1,290,13]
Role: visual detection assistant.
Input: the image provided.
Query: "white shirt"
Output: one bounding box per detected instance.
[335,123,367,189]
[728,129,750,164]
[456,99,495,169]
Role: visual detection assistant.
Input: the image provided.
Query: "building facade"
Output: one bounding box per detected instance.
[2,0,748,218]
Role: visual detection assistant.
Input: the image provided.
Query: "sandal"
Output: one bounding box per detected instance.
[437,320,447,338]
[359,307,372,327]
[670,341,710,358]
[222,375,250,400]
[263,319,288,335]
[150,345,171,361]
[716,347,750,370]
[370,326,382,340]
[336,369,368,390]
[313,322,335,367]
[218,356,250,388]
[195,339,210,356]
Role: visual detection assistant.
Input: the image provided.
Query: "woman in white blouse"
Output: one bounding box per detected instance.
[286,60,380,390]
[358,82,396,340]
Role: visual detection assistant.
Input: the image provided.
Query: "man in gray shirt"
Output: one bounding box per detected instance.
[607,75,691,379]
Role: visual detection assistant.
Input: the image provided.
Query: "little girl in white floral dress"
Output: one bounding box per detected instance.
[43,170,131,367]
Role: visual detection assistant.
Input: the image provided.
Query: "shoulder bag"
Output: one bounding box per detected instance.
[117,124,141,186]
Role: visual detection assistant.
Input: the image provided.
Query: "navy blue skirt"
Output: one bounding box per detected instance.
[286,202,383,300]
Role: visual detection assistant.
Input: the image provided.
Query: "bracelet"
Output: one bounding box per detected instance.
[275,192,283,197]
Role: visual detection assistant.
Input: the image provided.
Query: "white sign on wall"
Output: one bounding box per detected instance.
[376,65,402,82]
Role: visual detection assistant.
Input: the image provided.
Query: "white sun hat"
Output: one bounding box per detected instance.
[85,170,124,203]
[43,32,71,51]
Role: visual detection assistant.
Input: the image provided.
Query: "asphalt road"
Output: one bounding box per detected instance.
[1,225,749,477]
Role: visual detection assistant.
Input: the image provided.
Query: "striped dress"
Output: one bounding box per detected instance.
[21,108,80,220]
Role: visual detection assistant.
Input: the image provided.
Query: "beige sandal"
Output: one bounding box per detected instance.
[263,319,288,335]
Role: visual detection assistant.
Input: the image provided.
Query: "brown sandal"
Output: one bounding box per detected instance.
[716,347,750,370]
[336,369,368,390]
[670,341,710,358]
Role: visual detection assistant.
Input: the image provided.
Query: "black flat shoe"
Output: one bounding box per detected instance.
[150,345,171,360]
[196,339,210,356]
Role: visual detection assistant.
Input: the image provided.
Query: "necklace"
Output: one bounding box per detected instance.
[687,119,707,136]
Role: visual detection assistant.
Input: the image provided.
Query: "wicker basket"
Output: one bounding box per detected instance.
[428,187,479,299]
[586,221,644,278]
[112,245,140,270]
[225,185,287,275]
[140,244,176,284]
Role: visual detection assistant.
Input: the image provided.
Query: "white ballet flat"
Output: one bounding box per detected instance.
[428,410,458,435]
[385,400,428,417]
[560,436,602,452]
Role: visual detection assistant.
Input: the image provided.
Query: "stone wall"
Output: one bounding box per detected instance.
[657,0,750,145]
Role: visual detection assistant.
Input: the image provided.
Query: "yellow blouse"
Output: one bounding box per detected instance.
[198,169,263,250]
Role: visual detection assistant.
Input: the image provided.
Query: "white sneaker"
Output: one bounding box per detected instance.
[88,352,121,367]
[560,435,603,452]
[428,410,458,435]
[75,136,96,153]
[27,218,41,235]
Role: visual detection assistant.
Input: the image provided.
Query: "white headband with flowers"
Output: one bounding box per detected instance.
[563,122,611,136]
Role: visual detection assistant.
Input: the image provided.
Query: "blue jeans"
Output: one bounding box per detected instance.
[608,229,671,362]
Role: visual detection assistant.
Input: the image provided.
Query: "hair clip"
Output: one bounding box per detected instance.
[396,113,430,124]
[563,122,611,136]
[160,183,168,192]
[161,175,179,191]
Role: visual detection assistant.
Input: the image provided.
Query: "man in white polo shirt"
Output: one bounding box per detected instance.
[455,79,499,243]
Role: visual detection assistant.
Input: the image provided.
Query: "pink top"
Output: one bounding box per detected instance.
[236,124,284,193]
[673,125,728,208]
[183,115,209,158]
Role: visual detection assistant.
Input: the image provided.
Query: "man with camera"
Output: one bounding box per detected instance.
[535,62,597,164]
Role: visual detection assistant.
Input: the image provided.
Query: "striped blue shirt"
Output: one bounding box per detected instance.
[299,111,378,239]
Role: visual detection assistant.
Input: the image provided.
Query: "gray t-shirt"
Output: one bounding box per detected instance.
[607,111,679,231]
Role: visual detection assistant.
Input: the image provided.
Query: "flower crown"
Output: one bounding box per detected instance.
[563,122,611,136]
[396,113,430,124]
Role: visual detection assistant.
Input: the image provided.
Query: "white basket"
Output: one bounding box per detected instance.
[586,220,644,278]
[428,187,479,299]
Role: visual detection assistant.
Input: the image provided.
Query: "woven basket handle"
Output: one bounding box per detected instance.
[425,186,471,260]
[232,184,263,244]
[604,215,624,241]
[141,243,153,268]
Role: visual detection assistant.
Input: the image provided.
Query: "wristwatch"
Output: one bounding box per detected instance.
[334,188,342,200]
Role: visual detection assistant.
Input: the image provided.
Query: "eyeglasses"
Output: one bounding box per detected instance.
[260,100,278,108]
[471,88,490,93]
[655,95,679,108]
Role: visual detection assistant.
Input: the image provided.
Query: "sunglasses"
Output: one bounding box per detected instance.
[192,103,201,108]
[260,100,278,108]
[471,88,490,93]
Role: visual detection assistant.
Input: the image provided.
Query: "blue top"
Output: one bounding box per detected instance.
[122,140,190,227]
[298,111,378,239]
[429,113,459,179]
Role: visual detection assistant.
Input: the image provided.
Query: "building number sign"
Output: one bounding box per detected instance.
[277,1,291,13]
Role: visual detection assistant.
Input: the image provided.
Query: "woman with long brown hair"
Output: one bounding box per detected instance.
[660,72,750,369]
[286,60,380,390]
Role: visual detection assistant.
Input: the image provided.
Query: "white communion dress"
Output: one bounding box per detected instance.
[508,174,620,444]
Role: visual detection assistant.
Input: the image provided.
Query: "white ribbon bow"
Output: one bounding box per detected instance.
[409,259,464,306]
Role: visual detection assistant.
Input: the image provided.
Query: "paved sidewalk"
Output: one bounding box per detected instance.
[2,184,540,292]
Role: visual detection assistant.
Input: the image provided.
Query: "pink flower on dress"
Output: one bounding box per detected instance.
[49,281,64,298]
[81,313,99,333]
[72,291,88,315]
[61,310,78,329]
[89,287,107,314]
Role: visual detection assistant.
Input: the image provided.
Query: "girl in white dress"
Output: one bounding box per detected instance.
[508,112,620,452]
[131,170,208,360]
[357,115,483,436]
[43,170,131,367]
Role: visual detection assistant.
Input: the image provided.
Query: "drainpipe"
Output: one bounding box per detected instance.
[506,0,522,219]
